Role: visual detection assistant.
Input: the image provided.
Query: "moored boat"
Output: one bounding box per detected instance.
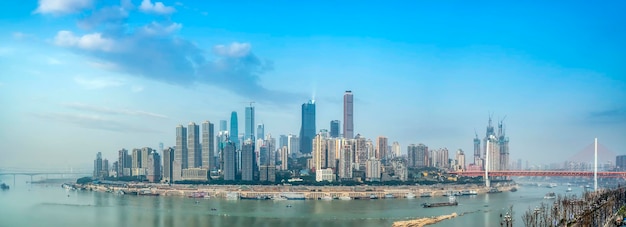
[338,196,352,200]
[423,196,458,208]
[405,192,416,199]
[544,192,556,199]
[420,192,432,197]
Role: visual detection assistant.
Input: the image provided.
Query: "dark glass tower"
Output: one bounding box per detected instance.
[330,120,340,138]
[230,111,239,149]
[299,100,316,154]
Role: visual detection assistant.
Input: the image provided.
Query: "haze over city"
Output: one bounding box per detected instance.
[0,0,624,170]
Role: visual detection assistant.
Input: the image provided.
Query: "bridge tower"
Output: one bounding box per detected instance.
[594,138,598,191]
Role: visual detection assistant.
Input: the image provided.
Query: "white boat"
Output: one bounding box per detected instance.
[384,193,395,199]
[547,183,558,188]
[406,192,416,199]
[273,195,287,201]
[544,192,556,199]
[339,196,352,200]
[282,193,306,200]
[566,187,572,192]
[321,196,333,200]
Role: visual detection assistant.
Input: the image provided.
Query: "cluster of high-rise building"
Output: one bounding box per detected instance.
[93,90,511,183]
[469,116,510,171]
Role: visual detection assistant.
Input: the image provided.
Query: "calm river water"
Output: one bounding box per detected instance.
[0,176,583,227]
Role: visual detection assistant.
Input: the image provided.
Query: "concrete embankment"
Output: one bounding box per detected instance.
[392,213,457,227]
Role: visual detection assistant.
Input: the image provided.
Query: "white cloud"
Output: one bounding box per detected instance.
[139,0,176,14]
[141,22,182,36]
[213,42,252,58]
[74,76,125,89]
[35,0,93,14]
[61,102,168,119]
[54,30,115,52]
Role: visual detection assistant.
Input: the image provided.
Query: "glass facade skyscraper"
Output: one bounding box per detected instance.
[330,120,340,138]
[299,100,316,154]
[230,111,239,148]
[245,106,255,141]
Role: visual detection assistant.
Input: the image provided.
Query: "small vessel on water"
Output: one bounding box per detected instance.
[282,193,306,200]
[461,190,478,196]
[566,187,572,192]
[339,196,352,200]
[510,187,518,192]
[406,192,416,199]
[320,196,333,201]
[273,195,287,201]
[1,183,9,190]
[189,192,207,198]
[544,192,556,199]
[369,194,379,199]
[384,193,395,199]
[422,196,458,208]
[547,183,558,188]
[487,188,502,193]
[420,192,432,197]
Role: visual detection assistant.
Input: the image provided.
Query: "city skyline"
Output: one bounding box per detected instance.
[1,1,625,169]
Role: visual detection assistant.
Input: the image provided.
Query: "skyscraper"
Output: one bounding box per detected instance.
[313,133,328,171]
[202,121,215,170]
[256,124,264,140]
[241,140,255,181]
[299,100,316,154]
[288,134,299,157]
[223,141,236,181]
[330,120,340,138]
[176,125,187,169]
[343,91,354,139]
[219,120,227,132]
[376,136,388,161]
[245,106,255,141]
[117,149,129,177]
[163,147,174,183]
[230,111,239,149]
[391,141,401,158]
[188,122,200,168]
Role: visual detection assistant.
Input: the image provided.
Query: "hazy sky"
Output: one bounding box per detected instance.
[1,0,625,170]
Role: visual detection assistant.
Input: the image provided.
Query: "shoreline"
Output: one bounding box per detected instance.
[74,183,515,200]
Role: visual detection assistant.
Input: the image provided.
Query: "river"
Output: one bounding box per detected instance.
[0,176,585,227]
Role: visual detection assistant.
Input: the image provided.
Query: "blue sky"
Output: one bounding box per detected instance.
[0,0,625,169]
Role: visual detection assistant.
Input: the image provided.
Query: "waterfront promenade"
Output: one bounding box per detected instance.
[79,183,514,200]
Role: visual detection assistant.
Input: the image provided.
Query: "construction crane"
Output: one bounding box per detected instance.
[241,101,255,107]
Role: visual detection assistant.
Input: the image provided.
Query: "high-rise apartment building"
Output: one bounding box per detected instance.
[366,158,381,181]
[288,134,299,157]
[175,125,188,169]
[343,91,354,139]
[279,135,288,150]
[202,121,215,170]
[280,146,288,171]
[313,133,328,171]
[330,120,340,138]
[245,106,255,141]
[230,111,239,149]
[223,141,236,181]
[93,152,108,179]
[117,149,130,177]
[339,139,354,180]
[162,147,174,183]
[188,122,200,168]
[392,141,401,158]
[241,140,255,181]
[147,151,161,182]
[455,149,465,171]
[376,136,388,161]
[299,100,316,154]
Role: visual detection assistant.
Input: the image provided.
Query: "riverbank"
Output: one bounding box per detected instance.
[392,213,458,227]
[75,182,515,200]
